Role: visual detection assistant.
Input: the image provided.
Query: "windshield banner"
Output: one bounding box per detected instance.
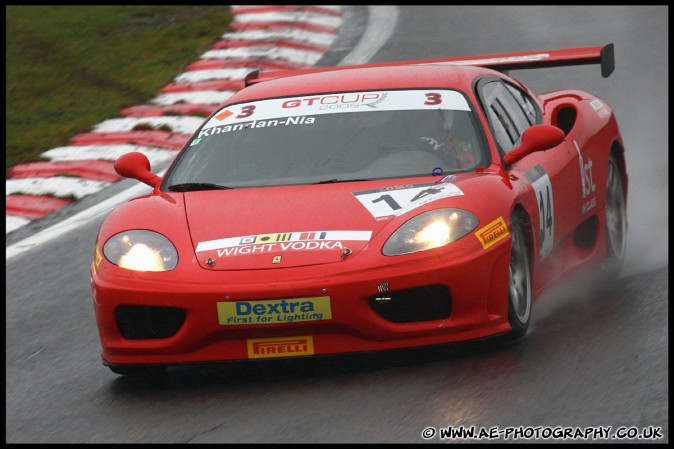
[202,89,471,131]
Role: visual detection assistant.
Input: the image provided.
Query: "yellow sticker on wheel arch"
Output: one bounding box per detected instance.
[247,335,314,359]
[91,246,103,274]
[217,296,332,325]
[475,216,509,249]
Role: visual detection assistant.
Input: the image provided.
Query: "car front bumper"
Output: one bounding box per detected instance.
[91,240,512,366]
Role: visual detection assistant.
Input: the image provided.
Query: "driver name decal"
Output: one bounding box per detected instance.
[198,116,315,138]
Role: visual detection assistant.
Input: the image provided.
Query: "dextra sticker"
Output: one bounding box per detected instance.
[475,216,509,249]
[195,230,372,257]
[524,165,554,259]
[201,89,471,131]
[218,296,332,326]
[353,182,464,219]
[246,335,314,359]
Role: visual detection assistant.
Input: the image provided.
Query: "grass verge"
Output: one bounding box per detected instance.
[6,5,233,173]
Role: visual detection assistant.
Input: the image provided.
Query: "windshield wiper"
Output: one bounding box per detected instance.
[167,183,232,192]
[313,178,370,184]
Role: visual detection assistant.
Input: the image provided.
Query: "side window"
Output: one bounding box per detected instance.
[505,83,539,125]
[480,80,534,153]
[482,82,516,152]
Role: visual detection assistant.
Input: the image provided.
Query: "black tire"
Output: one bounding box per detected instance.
[504,212,532,340]
[108,365,167,376]
[601,154,627,277]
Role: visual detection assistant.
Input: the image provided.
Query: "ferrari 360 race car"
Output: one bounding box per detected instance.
[90,44,628,375]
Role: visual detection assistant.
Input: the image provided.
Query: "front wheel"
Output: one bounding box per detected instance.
[504,213,532,340]
[602,154,627,277]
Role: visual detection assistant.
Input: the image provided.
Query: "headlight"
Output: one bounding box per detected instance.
[103,230,178,272]
[382,209,479,256]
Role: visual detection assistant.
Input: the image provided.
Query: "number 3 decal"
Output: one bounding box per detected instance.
[236,105,256,118]
[424,93,442,105]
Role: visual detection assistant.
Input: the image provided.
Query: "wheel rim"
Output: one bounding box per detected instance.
[509,223,531,324]
[605,158,627,262]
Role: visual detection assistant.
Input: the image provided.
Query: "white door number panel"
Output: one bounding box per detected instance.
[524,165,554,259]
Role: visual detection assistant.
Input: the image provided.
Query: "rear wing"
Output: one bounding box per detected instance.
[245,43,614,86]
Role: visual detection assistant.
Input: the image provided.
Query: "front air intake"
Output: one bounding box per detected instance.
[115,305,186,340]
[368,285,452,323]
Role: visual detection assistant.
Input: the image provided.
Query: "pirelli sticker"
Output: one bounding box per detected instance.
[475,216,509,249]
[247,335,314,359]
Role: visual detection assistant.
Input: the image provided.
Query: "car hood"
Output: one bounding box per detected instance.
[185,182,394,270]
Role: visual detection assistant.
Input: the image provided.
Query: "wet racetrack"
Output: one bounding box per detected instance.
[6,5,668,443]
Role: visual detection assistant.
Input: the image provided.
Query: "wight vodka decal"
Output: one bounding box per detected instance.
[196,230,372,258]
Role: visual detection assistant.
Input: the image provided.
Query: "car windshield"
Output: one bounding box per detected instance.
[163,89,486,189]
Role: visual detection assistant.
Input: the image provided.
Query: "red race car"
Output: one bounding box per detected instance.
[91,44,628,375]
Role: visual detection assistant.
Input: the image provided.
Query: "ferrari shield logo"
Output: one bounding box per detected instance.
[272,255,282,264]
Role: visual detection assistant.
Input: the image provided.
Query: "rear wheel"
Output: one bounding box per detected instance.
[602,154,627,277]
[505,213,532,339]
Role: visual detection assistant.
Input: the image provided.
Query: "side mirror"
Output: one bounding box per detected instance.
[503,124,565,165]
[114,152,161,188]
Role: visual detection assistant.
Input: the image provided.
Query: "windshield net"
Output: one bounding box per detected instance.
[164,89,485,189]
